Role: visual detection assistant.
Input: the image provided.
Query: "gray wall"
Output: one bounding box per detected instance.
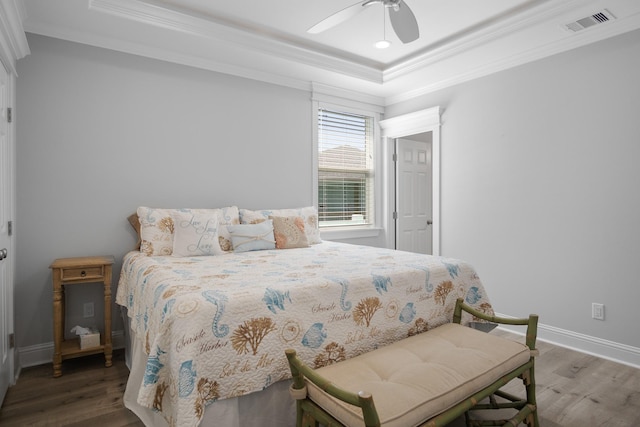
[14,28,640,362]
[387,29,640,349]
[15,34,316,349]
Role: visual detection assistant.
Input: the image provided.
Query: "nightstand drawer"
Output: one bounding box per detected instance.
[61,266,104,281]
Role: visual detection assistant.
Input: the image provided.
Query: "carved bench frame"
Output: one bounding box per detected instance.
[286,298,539,427]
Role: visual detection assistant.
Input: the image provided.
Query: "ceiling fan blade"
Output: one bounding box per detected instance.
[389,0,419,43]
[307,1,371,34]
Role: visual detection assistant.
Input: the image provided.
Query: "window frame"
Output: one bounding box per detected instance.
[312,97,383,240]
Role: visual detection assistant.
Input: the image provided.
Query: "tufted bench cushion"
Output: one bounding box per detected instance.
[306,323,531,427]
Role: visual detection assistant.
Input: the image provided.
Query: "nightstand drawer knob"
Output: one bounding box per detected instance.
[81,270,87,277]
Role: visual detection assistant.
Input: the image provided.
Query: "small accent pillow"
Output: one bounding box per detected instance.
[239,206,321,244]
[172,212,223,257]
[270,216,309,249]
[227,220,276,253]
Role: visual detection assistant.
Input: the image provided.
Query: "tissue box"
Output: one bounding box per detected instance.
[80,330,101,349]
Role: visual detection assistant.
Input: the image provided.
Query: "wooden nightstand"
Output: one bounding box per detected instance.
[50,255,115,377]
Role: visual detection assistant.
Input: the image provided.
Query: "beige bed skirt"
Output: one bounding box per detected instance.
[121,309,296,427]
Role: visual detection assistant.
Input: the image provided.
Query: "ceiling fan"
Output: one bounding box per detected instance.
[308,0,419,44]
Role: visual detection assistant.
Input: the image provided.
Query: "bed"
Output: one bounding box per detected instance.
[116,206,493,427]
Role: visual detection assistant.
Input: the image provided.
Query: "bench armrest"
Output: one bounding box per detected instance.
[453,298,539,352]
[285,349,382,426]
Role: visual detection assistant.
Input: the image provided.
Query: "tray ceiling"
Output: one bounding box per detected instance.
[19,0,640,105]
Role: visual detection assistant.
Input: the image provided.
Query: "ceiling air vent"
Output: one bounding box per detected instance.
[564,9,616,32]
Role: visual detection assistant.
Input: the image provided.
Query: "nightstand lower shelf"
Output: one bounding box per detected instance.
[60,338,109,360]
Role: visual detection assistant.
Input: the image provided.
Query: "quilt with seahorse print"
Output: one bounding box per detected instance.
[116,241,493,427]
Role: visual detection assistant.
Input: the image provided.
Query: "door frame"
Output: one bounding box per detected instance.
[380,107,441,255]
[0,59,16,404]
[0,0,29,400]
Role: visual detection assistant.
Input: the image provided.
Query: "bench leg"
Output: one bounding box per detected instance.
[524,363,539,427]
[301,412,319,427]
[464,363,539,427]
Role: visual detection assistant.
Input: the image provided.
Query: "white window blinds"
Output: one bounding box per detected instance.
[317,108,374,227]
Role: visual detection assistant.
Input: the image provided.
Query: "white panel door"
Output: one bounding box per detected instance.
[396,138,432,254]
[0,61,11,405]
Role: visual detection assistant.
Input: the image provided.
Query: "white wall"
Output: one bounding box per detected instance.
[15,34,317,351]
[386,29,640,356]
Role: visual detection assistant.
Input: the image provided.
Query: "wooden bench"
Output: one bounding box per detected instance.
[285,298,539,427]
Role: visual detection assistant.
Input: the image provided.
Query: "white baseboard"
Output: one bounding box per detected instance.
[16,330,126,371]
[16,323,640,377]
[495,313,640,369]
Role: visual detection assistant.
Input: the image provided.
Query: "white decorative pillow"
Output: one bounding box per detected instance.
[227,220,276,253]
[138,207,175,256]
[270,216,309,249]
[214,206,241,252]
[172,211,223,257]
[239,206,321,244]
[137,206,239,256]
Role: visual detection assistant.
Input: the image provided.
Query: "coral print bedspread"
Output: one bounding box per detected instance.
[116,241,493,427]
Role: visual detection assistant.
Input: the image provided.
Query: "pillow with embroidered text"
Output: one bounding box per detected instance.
[172,211,223,257]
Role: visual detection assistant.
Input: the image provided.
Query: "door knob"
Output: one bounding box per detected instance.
[0,248,7,260]
[427,220,433,226]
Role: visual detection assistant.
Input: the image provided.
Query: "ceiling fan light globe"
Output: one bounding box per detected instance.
[375,39,391,49]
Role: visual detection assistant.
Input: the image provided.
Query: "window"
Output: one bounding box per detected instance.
[317,108,375,228]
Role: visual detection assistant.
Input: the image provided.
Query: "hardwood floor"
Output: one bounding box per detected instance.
[457,330,640,427]
[0,350,142,427]
[1,333,639,426]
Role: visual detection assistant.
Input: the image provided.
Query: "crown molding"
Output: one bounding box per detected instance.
[384,0,588,82]
[26,19,321,94]
[0,0,30,74]
[21,0,640,106]
[89,0,383,84]
[385,7,640,106]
